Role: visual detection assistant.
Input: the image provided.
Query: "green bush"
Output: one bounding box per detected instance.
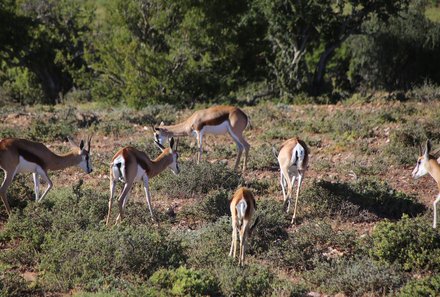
[250,199,289,253]
[152,162,241,199]
[267,221,356,271]
[215,262,274,297]
[147,266,220,296]
[179,190,231,225]
[385,123,440,165]
[370,215,440,272]
[0,270,39,297]
[184,217,232,269]
[26,118,74,142]
[305,256,404,296]
[301,179,425,221]
[0,182,108,267]
[398,274,440,297]
[39,226,185,291]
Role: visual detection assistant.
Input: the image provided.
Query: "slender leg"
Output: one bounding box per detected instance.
[0,172,15,215]
[142,175,155,220]
[37,171,53,202]
[241,140,250,172]
[291,173,303,224]
[229,225,237,257]
[280,171,287,202]
[196,131,203,164]
[32,173,40,201]
[115,182,133,224]
[234,144,243,171]
[433,195,440,228]
[281,169,293,213]
[106,179,117,226]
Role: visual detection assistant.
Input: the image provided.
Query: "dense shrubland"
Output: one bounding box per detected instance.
[2,0,440,106]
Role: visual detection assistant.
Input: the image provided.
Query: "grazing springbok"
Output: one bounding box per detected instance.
[106,138,179,225]
[153,105,250,171]
[0,137,92,215]
[276,137,309,224]
[412,140,440,228]
[229,187,259,266]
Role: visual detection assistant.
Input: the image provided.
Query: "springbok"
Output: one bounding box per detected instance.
[276,137,309,224]
[0,137,92,215]
[229,187,259,266]
[153,105,250,171]
[412,140,440,228]
[106,138,179,225]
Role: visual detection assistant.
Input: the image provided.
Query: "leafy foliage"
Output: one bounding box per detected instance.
[370,215,440,271]
[306,256,405,296]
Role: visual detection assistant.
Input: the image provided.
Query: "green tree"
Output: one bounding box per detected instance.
[256,0,409,98]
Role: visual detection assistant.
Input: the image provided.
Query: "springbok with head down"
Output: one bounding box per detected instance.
[276,137,309,224]
[153,105,250,172]
[229,187,259,266]
[106,138,180,225]
[0,137,93,215]
[412,140,440,228]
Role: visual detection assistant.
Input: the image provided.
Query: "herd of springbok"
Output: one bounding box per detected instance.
[0,105,439,265]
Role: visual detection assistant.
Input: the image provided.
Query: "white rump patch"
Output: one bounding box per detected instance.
[291,143,306,167]
[236,199,247,220]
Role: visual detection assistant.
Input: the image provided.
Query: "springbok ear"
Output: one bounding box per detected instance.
[67,137,79,148]
[155,140,165,152]
[169,137,175,150]
[160,121,164,126]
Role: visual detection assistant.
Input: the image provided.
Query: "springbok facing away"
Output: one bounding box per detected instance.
[0,137,92,215]
[412,140,440,228]
[153,105,250,172]
[106,138,179,225]
[229,187,259,266]
[276,137,309,224]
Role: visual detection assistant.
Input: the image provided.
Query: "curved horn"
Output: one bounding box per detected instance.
[87,135,92,152]
[419,144,423,156]
[425,139,432,158]
[175,138,179,151]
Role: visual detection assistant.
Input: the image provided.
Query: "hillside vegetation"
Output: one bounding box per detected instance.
[0,98,440,296]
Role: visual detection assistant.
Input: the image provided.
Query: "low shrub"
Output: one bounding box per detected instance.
[152,162,241,199]
[26,117,75,142]
[370,215,440,272]
[179,190,231,224]
[398,274,440,296]
[250,199,290,253]
[305,256,404,296]
[248,144,278,171]
[301,178,425,221]
[183,217,232,269]
[0,270,40,297]
[39,226,185,291]
[215,262,274,297]
[147,266,220,296]
[267,221,356,271]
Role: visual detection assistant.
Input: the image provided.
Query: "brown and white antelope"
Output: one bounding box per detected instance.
[412,140,440,228]
[106,138,179,225]
[229,187,259,266]
[0,137,92,215]
[276,137,309,224]
[153,105,250,171]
